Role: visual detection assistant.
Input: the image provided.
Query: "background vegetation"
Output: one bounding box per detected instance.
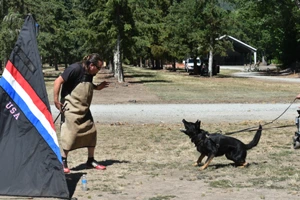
[0,0,299,71]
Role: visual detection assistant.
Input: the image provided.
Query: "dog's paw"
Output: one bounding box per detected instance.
[238,162,249,168]
[199,166,206,171]
[193,162,199,167]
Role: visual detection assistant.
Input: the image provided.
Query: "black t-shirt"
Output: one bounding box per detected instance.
[60,62,85,98]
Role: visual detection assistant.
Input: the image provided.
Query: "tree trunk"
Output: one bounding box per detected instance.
[64,54,68,68]
[262,55,267,66]
[109,59,113,72]
[49,56,53,67]
[4,58,8,68]
[118,61,124,83]
[114,46,119,78]
[139,57,143,67]
[208,36,213,77]
[172,59,176,71]
[54,54,58,71]
[156,60,160,69]
[114,34,124,82]
[208,51,213,77]
[158,60,162,69]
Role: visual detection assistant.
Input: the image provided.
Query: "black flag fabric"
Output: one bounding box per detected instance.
[0,15,69,198]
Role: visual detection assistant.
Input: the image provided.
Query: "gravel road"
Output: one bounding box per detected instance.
[222,65,300,83]
[51,103,300,124]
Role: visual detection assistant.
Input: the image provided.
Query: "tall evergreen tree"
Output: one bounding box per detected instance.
[165,0,230,76]
[230,0,300,68]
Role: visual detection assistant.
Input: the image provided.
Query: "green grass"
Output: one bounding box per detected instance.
[124,66,299,103]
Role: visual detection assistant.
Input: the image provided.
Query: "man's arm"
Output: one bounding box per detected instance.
[53,76,64,111]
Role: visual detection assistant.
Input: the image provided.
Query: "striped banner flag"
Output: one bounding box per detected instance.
[0,14,69,199]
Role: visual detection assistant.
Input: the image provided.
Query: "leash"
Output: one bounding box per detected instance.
[224,98,297,135]
[53,103,68,123]
[226,124,295,133]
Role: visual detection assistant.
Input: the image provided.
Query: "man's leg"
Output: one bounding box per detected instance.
[61,149,70,173]
[86,147,106,170]
[87,147,95,158]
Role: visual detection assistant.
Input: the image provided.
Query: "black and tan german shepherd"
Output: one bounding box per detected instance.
[181,119,262,170]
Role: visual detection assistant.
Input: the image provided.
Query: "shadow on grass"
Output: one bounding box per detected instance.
[199,161,260,170]
[71,159,130,171]
[128,80,172,84]
[65,172,84,198]
[125,74,155,79]
[214,74,251,79]
[67,160,129,198]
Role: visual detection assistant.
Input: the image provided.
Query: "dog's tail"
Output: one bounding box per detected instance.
[245,125,262,150]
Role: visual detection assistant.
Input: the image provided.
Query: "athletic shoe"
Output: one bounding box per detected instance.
[86,160,106,170]
[63,167,70,174]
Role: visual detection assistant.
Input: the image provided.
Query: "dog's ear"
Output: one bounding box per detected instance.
[195,120,201,130]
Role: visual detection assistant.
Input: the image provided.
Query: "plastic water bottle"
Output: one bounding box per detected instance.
[81,174,87,191]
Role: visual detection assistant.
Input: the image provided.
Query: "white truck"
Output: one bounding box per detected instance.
[184,57,201,72]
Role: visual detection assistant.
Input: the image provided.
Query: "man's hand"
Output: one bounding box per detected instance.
[54,101,64,112]
[296,94,300,99]
[95,81,109,90]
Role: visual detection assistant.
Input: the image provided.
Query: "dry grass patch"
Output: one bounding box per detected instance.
[53,120,300,199]
[124,66,299,103]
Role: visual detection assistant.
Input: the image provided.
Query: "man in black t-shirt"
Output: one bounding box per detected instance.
[53,53,109,173]
[60,62,85,99]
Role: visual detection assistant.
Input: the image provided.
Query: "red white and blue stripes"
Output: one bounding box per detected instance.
[0,60,61,163]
